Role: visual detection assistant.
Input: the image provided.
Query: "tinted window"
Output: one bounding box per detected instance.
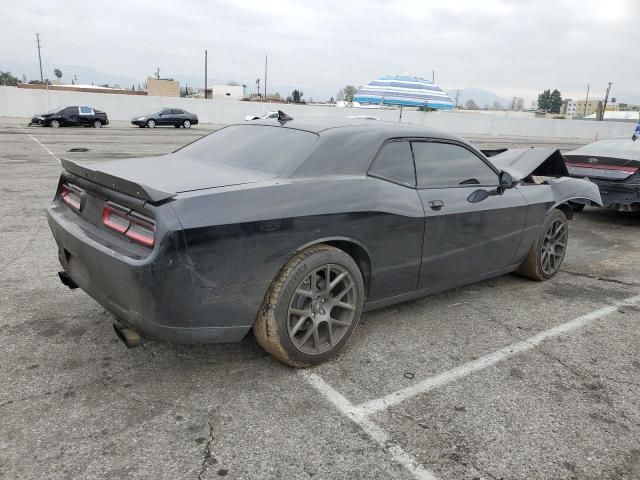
[171,109,184,114]
[412,142,497,187]
[160,109,172,115]
[570,138,640,161]
[61,107,77,115]
[369,141,415,186]
[175,125,318,174]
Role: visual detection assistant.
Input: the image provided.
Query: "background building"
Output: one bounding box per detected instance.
[147,77,179,97]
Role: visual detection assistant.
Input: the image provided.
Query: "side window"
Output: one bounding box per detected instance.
[412,142,498,187]
[62,107,77,115]
[160,109,171,115]
[172,109,184,114]
[369,141,416,187]
[79,106,93,115]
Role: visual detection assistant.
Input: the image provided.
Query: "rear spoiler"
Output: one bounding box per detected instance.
[61,157,176,203]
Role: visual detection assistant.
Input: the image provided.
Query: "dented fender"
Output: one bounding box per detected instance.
[545,177,603,210]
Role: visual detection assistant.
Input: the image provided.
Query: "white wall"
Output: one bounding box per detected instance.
[0,86,635,140]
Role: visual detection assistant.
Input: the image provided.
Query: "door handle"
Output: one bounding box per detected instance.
[427,199,444,211]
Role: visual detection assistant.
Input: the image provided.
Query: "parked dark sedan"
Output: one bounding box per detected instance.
[131,108,198,128]
[47,118,600,366]
[29,106,109,128]
[564,138,640,211]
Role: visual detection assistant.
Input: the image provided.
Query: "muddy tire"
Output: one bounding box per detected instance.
[517,209,569,281]
[254,244,364,367]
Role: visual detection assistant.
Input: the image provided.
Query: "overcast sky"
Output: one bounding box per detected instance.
[1,0,638,104]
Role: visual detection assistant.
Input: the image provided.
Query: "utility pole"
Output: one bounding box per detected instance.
[601,82,613,121]
[256,78,260,99]
[204,50,208,99]
[583,84,590,117]
[432,69,435,84]
[454,89,460,108]
[155,67,160,79]
[264,53,268,101]
[35,33,43,83]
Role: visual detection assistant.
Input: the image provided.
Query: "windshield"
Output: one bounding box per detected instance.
[570,138,640,161]
[174,125,318,174]
[144,109,163,116]
[45,107,65,114]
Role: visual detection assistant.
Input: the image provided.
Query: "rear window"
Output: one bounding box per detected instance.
[175,125,318,174]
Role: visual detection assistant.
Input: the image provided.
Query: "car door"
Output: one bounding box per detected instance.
[78,106,94,126]
[157,109,172,125]
[171,109,185,125]
[61,107,79,126]
[412,140,528,289]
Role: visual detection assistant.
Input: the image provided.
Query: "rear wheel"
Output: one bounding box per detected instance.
[183,119,191,128]
[93,119,102,128]
[146,119,156,128]
[49,119,60,128]
[254,245,364,367]
[517,209,569,281]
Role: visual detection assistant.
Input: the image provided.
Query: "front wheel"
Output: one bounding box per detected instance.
[93,119,102,128]
[254,245,364,367]
[49,119,60,128]
[517,209,569,281]
[146,119,156,128]
[182,119,191,128]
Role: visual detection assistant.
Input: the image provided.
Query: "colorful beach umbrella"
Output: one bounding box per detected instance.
[353,75,454,110]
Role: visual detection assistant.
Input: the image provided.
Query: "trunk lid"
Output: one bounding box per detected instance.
[564,154,639,181]
[61,154,276,202]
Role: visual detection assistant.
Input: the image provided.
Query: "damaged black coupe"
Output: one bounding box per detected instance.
[47,119,601,366]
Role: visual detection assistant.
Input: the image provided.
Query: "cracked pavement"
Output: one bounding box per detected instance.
[0,118,639,479]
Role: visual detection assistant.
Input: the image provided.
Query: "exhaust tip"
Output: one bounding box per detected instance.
[113,322,142,348]
[58,271,78,289]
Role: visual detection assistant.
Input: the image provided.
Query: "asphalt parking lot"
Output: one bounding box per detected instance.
[1,118,639,480]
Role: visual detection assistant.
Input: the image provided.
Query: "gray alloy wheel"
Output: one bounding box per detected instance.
[540,217,568,275]
[287,264,358,356]
[93,119,102,128]
[49,119,60,128]
[146,119,156,128]
[517,209,568,281]
[183,119,191,128]
[254,244,364,367]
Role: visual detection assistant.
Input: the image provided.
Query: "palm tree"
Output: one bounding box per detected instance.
[53,68,62,82]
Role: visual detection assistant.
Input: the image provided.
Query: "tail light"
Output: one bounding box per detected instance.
[60,183,83,211]
[565,161,638,176]
[103,202,156,247]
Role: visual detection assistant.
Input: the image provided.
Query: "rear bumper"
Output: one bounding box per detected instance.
[46,203,252,343]
[592,180,640,209]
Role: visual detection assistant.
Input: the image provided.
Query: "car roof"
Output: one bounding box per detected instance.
[240,118,461,141]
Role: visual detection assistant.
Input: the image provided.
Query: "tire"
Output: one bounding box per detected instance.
[93,119,102,128]
[183,119,191,128]
[517,209,569,281]
[174,124,181,128]
[146,119,156,128]
[49,119,60,128]
[254,244,365,367]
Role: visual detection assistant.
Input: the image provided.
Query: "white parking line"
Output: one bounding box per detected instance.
[357,294,640,415]
[18,126,60,163]
[300,371,440,480]
[301,294,640,480]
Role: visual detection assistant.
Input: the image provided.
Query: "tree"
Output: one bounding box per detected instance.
[464,99,478,110]
[53,68,62,82]
[549,89,562,114]
[0,71,20,86]
[514,98,524,111]
[329,96,335,104]
[343,85,357,102]
[289,89,304,103]
[226,80,240,86]
[336,88,344,101]
[537,89,551,111]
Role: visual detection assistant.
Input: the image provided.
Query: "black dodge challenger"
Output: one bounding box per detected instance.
[47,118,601,366]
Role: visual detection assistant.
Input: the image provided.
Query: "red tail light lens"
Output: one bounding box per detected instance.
[565,161,638,175]
[60,183,82,211]
[102,202,155,248]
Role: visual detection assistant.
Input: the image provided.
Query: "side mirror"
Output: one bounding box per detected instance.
[499,171,514,192]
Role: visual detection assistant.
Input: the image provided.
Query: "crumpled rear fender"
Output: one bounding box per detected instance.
[545,177,603,211]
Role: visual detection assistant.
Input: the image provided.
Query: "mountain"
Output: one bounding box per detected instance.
[445,88,512,109]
